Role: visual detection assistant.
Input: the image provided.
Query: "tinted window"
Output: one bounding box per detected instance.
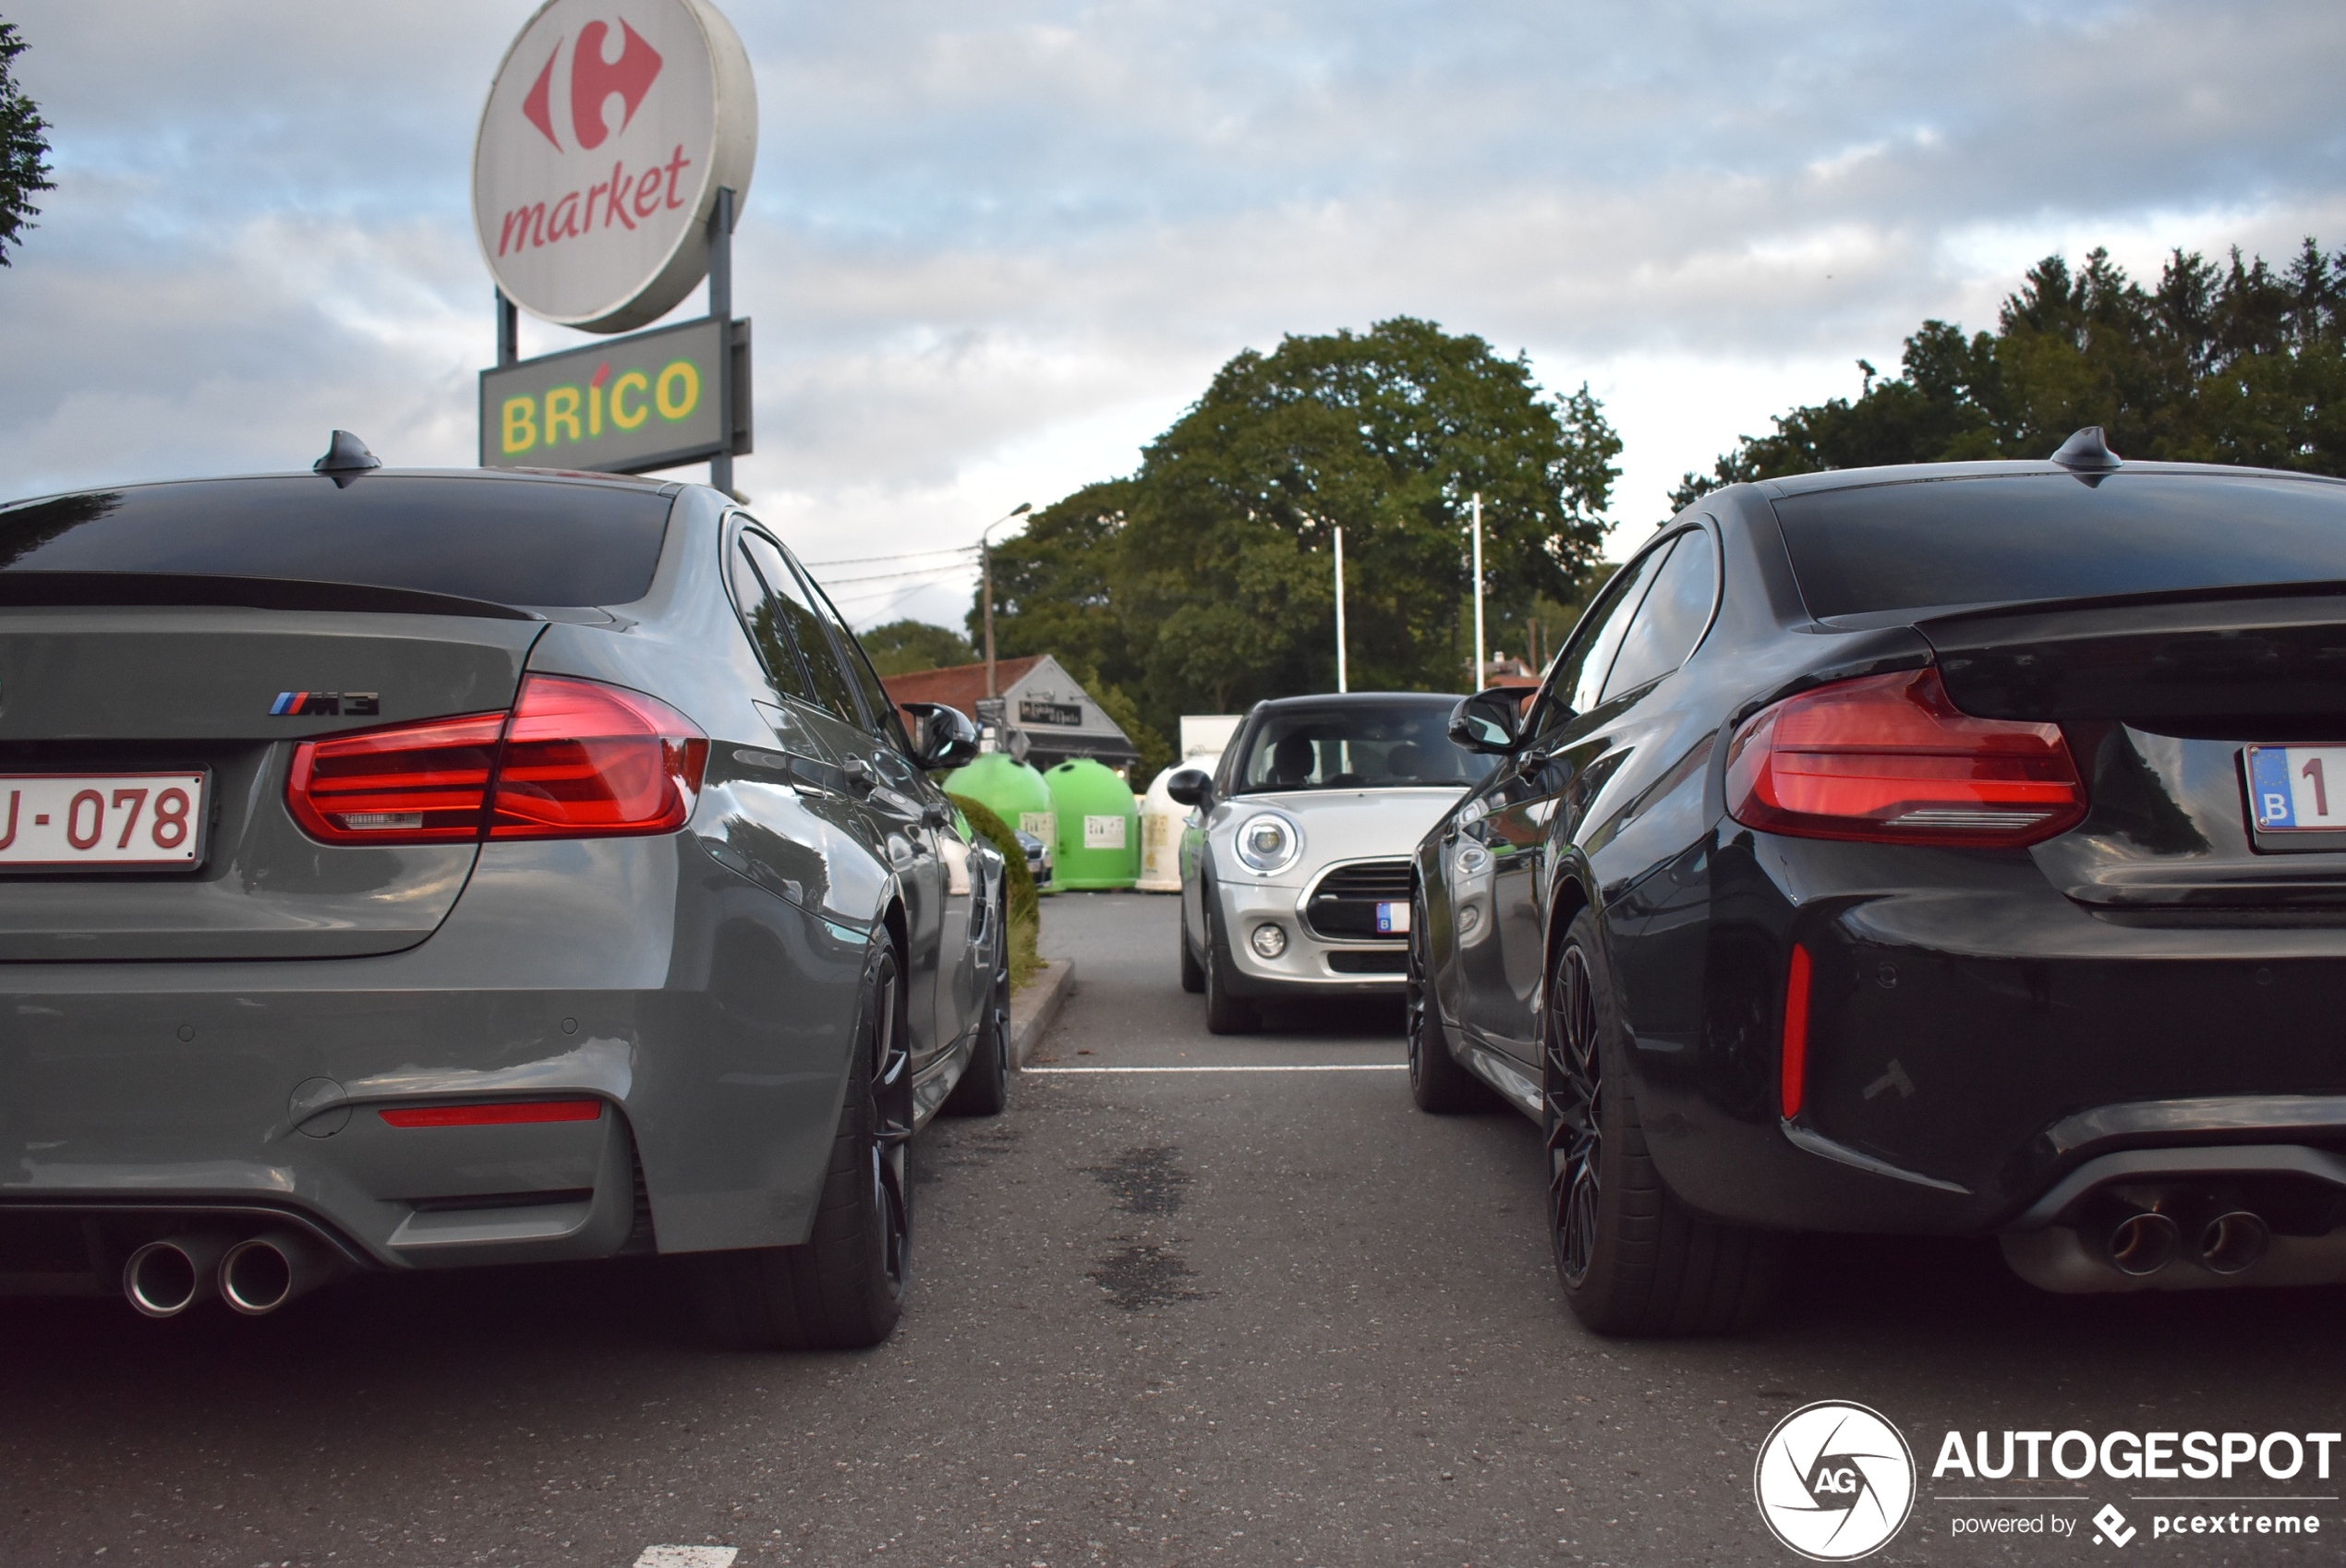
[1233,699,1496,793]
[1602,528,1718,700]
[729,537,813,702]
[0,476,671,607]
[740,532,861,725]
[1558,546,1668,715]
[789,553,915,753]
[1777,472,2346,619]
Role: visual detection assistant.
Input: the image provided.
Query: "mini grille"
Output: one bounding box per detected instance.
[1328,949,1409,974]
[1304,859,1415,940]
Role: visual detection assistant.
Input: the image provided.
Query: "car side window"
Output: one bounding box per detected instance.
[740,531,863,727]
[1558,542,1672,716]
[728,534,815,703]
[1601,527,1719,702]
[783,549,917,755]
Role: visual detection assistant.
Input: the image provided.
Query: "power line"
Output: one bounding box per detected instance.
[800,544,979,569]
[815,560,985,587]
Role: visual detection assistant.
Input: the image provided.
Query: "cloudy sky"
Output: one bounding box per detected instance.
[4,0,2342,631]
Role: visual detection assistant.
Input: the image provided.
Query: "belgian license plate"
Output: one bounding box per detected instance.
[2245,746,2346,832]
[0,773,206,868]
[1376,899,1411,935]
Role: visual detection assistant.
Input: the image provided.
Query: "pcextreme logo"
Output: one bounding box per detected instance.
[1754,1401,1917,1561]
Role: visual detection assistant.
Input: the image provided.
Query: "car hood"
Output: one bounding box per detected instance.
[1211,788,1464,883]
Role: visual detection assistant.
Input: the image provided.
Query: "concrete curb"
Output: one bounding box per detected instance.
[1009,957,1075,1068]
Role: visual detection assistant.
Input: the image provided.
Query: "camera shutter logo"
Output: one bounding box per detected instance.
[1752,1401,1916,1561]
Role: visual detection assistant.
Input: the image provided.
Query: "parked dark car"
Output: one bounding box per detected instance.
[1409,430,2346,1333]
[0,442,1008,1349]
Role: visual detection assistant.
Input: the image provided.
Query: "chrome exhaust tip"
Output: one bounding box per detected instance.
[2197,1211,2271,1275]
[219,1230,334,1317]
[123,1233,235,1319]
[2103,1211,2182,1276]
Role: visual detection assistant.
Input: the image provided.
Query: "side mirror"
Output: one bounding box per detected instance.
[1447,688,1527,754]
[1165,766,1215,809]
[903,702,980,770]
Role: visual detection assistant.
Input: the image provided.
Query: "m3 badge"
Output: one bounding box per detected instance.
[270,692,379,718]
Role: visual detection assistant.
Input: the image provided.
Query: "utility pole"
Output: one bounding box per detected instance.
[982,501,1034,701]
[1334,525,1348,694]
[1470,491,1486,690]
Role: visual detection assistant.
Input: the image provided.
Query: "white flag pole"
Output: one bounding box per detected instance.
[1334,525,1348,694]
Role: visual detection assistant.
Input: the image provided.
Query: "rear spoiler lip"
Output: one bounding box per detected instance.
[0,572,543,621]
[1815,577,2346,637]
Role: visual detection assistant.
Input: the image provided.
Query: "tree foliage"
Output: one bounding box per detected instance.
[859,618,974,677]
[1674,241,2346,511]
[973,318,1620,741]
[0,19,53,268]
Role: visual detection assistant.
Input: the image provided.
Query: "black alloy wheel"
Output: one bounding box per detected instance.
[1202,887,1258,1034]
[942,917,1012,1116]
[1539,907,1782,1336]
[1178,901,1205,994]
[1407,887,1487,1112]
[1544,944,1603,1286]
[688,938,913,1349]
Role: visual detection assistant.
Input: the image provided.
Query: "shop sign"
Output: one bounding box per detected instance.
[478,315,750,472]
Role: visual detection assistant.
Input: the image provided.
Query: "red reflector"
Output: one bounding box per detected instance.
[1724,668,2086,848]
[378,1099,603,1128]
[1781,944,1812,1118]
[285,676,707,847]
[286,712,506,843]
[490,675,709,840]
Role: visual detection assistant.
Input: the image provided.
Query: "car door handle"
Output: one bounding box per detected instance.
[840,757,877,797]
[923,800,953,828]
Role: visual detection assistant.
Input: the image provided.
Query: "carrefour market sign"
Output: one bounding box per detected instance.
[472,0,756,333]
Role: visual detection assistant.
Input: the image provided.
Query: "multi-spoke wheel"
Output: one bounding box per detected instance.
[942,914,1011,1116]
[1541,907,1783,1336]
[1408,887,1488,1112]
[688,938,913,1349]
[1545,944,1602,1285]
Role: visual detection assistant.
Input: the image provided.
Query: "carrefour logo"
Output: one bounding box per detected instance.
[498,356,701,456]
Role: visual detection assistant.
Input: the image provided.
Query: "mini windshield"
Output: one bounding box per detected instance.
[1231,699,1493,793]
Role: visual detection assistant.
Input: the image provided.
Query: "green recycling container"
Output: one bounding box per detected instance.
[942,754,1057,881]
[1045,758,1140,890]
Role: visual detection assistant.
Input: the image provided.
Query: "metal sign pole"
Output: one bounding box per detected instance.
[708,186,736,497]
[496,292,518,369]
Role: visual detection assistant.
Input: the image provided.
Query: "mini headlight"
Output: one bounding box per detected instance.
[1250,923,1288,959]
[1233,812,1301,874]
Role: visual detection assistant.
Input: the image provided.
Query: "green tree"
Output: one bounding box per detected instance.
[1,19,53,267]
[859,618,974,677]
[976,318,1620,738]
[1674,241,2346,510]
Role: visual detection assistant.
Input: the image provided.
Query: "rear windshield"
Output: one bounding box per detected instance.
[1231,698,1494,793]
[1776,473,2346,620]
[0,476,673,608]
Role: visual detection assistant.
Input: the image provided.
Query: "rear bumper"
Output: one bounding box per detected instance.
[1638,833,2346,1241]
[0,835,868,1282]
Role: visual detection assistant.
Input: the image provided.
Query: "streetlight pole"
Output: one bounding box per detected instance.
[981,502,1033,701]
[1469,491,1486,690]
[1334,525,1348,694]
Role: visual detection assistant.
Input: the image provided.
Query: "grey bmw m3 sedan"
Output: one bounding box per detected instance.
[0,452,1010,1349]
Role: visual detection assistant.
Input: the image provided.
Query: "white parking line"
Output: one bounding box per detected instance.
[635,1549,738,1567]
[1026,1063,1408,1073]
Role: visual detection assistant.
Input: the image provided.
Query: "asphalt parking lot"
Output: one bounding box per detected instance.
[5,891,2344,1566]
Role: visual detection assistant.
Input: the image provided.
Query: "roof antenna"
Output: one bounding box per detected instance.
[313,430,382,476]
[2050,426,2122,478]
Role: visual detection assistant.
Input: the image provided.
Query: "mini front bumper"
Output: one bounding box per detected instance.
[1212,876,1409,996]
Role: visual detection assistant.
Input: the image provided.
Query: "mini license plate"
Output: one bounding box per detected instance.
[0,773,206,868]
[2245,745,2346,832]
[1376,899,1411,935]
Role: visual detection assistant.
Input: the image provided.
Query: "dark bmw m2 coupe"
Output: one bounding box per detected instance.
[0,442,1010,1349]
[1409,429,2346,1334]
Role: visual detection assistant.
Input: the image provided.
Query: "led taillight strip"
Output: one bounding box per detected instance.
[378,1099,603,1128]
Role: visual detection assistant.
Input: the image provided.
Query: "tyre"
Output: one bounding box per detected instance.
[690,938,913,1350]
[1407,887,1489,1113]
[1178,902,1206,995]
[1544,907,1781,1336]
[1202,891,1257,1035]
[942,920,1011,1117]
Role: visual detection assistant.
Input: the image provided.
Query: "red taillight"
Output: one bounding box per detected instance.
[379,1099,603,1128]
[1724,668,2086,848]
[285,712,506,843]
[490,675,708,840]
[287,676,707,846]
[1781,944,1811,1118]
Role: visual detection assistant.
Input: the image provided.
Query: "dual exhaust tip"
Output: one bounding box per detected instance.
[2098,1208,2270,1279]
[122,1230,335,1320]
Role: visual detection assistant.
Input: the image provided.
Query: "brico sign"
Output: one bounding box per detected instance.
[471,0,756,333]
[479,314,749,473]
